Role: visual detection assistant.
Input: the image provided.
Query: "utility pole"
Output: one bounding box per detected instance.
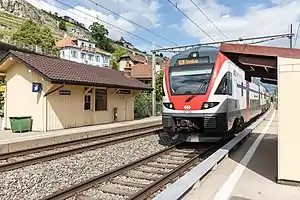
[152,42,156,116]
[290,24,293,48]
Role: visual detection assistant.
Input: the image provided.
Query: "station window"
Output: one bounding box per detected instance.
[95,89,107,111]
[84,95,91,110]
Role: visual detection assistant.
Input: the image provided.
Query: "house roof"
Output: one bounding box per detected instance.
[1,50,153,90]
[131,63,152,79]
[56,36,78,48]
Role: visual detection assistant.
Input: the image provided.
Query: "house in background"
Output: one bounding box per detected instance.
[56,36,111,67]
[130,62,165,84]
[118,53,146,76]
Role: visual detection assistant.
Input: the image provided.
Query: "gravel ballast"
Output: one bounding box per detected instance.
[0,133,176,200]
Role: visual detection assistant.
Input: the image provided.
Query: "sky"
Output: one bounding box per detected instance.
[26,0,300,55]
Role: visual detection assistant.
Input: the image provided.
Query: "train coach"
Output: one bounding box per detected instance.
[162,46,271,142]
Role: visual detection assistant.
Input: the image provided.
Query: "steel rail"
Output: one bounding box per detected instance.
[40,143,183,200]
[0,125,162,160]
[0,126,162,172]
[126,140,227,200]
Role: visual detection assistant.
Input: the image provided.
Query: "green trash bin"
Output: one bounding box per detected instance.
[9,116,32,133]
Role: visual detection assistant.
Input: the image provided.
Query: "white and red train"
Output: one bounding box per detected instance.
[162,46,271,142]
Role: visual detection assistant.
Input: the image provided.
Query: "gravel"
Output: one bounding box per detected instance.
[0,128,161,165]
[0,132,176,200]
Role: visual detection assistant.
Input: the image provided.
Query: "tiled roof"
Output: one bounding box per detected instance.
[131,63,152,79]
[56,36,78,48]
[2,50,152,90]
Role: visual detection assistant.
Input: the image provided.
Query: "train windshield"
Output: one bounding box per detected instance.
[169,63,214,95]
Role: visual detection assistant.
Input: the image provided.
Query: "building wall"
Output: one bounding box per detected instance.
[4,62,135,131]
[76,39,96,49]
[46,86,135,130]
[4,62,52,131]
[60,47,110,67]
[119,59,133,71]
[277,57,300,182]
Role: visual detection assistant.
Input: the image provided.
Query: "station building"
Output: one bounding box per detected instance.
[0,50,152,132]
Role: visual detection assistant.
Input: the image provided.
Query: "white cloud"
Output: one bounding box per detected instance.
[26,0,161,40]
[175,0,300,48]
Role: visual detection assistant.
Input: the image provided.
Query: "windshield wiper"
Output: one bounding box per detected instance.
[185,80,209,103]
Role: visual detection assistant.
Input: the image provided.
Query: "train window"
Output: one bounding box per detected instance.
[227,72,232,96]
[215,74,227,95]
[241,82,244,96]
[215,72,232,96]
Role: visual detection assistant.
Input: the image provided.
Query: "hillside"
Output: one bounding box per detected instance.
[0,0,91,41]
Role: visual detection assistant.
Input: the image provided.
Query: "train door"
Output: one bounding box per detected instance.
[227,64,234,130]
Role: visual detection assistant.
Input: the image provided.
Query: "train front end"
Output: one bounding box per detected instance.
[162,46,229,142]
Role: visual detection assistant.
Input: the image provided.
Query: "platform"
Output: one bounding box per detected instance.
[0,116,161,154]
[180,109,300,200]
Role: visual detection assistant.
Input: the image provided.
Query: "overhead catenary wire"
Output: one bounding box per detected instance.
[53,0,164,48]
[167,0,216,42]
[152,33,294,52]
[87,0,178,46]
[189,0,227,39]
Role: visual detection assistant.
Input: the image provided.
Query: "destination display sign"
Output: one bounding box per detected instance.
[176,56,209,66]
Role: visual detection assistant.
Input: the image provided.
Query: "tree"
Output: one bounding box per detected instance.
[39,27,57,51]
[134,71,164,119]
[89,22,115,53]
[155,71,164,102]
[159,53,163,57]
[59,21,67,31]
[109,46,127,70]
[12,20,57,52]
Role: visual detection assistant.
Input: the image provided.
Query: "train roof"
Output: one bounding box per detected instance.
[169,46,220,66]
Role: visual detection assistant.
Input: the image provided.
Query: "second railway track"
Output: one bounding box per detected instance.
[40,139,230,200]
[0,125,162,172]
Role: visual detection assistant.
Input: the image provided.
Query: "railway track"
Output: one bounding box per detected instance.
[39,111,267,200]
[0,125,162,172]
[40,139,229,200]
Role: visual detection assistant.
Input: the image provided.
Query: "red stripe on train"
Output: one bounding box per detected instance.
[165,53,228,110]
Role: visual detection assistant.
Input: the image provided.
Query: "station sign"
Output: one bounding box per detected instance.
[60,90,71,95]
[117,89,131,94]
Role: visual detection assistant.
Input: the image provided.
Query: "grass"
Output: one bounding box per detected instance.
[0,18,23,29]
[65,22,75,27]
[0,11,25,22]
[0,29,14,36]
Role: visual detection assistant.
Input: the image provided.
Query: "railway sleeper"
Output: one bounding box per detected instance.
[126,172,161,181]
[155,159,183,165]
[98,185,134,196]
[137,167,169,175]
[111,179,148,188]
[146,163,177,169]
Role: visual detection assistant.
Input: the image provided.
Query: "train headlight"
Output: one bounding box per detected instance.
[201,102,219,109]
[203,103,209,109]
[163,102,175,109]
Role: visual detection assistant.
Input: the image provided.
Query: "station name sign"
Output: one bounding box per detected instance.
[60,90,71,95]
